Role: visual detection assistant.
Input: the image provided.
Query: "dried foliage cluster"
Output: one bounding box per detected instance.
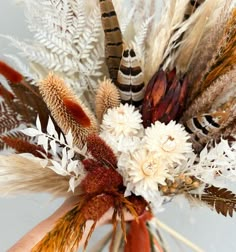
[0,0,236,251]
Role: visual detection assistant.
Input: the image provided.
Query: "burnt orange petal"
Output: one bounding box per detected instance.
[63,98,91,127]
[0,61,23,83]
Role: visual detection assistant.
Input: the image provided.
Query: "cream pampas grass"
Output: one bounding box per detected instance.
[0,155,71,197]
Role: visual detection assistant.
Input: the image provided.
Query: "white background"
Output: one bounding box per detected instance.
[0,1,236,251]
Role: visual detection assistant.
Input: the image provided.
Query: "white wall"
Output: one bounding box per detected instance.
[0,1,236,251]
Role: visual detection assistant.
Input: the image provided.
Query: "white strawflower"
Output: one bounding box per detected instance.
[100,132,142,155]
[144,121,192,165]
[118,148,172,200]
[101,104,143,137]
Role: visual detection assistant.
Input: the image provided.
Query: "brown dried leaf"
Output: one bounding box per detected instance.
[192,186,236,217]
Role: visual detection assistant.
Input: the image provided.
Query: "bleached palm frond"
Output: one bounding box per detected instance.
[0,154,71,197]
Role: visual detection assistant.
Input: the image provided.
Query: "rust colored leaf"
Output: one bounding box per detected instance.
[0,61,23,83]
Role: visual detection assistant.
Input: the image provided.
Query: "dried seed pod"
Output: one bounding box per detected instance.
[39,73,98,148]
[95,78,120,123]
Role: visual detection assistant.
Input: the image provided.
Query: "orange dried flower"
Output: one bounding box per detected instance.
[0,61,23,83]
[39,73,98,148]
[87,134,117,168]
[81,166,123,194]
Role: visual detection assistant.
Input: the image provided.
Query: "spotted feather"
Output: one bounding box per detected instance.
[117,47,145,107]
[99,0,123,84]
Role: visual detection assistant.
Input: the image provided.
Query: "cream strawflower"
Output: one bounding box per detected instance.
[101,103,143,137]
[118,148,172,200]
[144,121,192,165]
[99,132,141,155]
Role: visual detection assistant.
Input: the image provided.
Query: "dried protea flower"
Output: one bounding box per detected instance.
[39,73,98,148]
[141,69,188,128]
[95,78,120,124]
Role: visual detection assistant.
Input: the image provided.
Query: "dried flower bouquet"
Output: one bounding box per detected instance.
[0,0,236,251]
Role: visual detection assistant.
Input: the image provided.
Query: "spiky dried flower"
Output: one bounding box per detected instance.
[39,73,98,148]
[95,78,120,124]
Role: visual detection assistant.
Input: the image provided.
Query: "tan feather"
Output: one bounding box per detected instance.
[182,67,236,121]
[189,7,236,102]
[188,0,233,85]
[95,77,120,123]
[99,0,123,84]
[0,155,72,197]
[39,73,98,148]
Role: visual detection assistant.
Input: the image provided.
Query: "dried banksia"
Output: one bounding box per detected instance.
[95,78,120,123]
[39,73,98,148]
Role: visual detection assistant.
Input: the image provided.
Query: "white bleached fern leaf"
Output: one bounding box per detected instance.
[3,0,105,100]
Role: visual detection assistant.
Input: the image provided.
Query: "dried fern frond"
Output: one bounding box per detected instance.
[39,73,98,148]
[189,7,236,102]
[0,155,70,197]
[0,135,47,158]
[95,78,120,124]
[192,186,236,217]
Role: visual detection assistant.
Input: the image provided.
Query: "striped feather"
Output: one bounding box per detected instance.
[185,109,232,150]
[99,0,123,84]
[117,47,145,106]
